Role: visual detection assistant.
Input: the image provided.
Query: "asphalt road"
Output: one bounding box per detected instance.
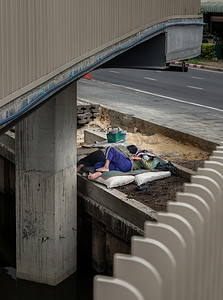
[78,67,223,144]
[90,67,223,110]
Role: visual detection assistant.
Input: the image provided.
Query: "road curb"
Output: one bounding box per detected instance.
[171,61,223,72]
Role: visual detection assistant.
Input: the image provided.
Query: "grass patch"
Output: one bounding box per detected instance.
[186,58,216,65]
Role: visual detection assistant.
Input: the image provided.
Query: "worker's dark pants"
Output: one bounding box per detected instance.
[77,150,105,167]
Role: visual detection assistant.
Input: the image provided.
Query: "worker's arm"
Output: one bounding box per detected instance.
[141,158,153,170]
[129,156,141,162]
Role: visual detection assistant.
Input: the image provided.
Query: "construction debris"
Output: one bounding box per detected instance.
[77,100,100,125]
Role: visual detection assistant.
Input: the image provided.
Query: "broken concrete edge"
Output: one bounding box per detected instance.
[77,174,156,229]
[78,97,219,152]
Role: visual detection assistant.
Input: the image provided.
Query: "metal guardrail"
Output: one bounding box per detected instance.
[94,142,223,300]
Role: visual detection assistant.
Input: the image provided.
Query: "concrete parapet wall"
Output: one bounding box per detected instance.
[166,22,203,62]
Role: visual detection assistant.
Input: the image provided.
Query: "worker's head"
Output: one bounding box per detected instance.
[127,145,138,154]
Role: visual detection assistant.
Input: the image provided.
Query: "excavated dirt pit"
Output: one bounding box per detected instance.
[77,115,210,212]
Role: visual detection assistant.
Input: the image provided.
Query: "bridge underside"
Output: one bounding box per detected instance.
[100,33,166,70]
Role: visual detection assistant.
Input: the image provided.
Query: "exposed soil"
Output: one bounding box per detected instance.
[125,132,209,162]
[117,175,190,212]
[116,158,205,212]
[77,115,210,212]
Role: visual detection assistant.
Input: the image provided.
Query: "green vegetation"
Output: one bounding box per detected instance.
[186,58,214,65]
[186,43,217,64]
[200,43,216,59]
[198,9,204,15]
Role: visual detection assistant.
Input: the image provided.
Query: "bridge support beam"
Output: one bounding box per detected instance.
[15,82,77,285]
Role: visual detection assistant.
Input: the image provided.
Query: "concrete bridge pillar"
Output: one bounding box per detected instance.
[15,82,77,285]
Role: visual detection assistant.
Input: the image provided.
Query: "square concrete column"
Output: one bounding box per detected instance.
[15,82,77,285]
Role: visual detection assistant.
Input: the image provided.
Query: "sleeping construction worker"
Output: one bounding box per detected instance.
[77,144,138,173]
[88,146,153,180]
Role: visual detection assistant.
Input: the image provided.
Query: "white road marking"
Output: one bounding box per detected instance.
[191,76,204,80]
[144,77,157,81]
[109,70,120,74]
[187,86,203,90]
[107,82,223,113]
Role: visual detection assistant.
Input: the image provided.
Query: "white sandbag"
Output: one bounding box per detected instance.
[95,175,135,189]
[134,171,171,186]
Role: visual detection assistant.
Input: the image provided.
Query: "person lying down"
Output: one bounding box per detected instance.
[77,144,138,173]
[88,146,153,180]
